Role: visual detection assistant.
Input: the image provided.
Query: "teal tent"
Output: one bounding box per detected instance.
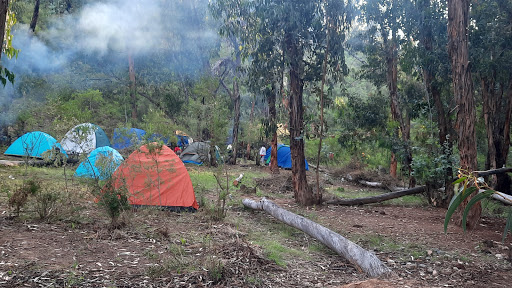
[4,131,67,159]
[74,146,124,180]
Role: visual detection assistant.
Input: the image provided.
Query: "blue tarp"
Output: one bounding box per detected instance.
[75,146,124,180]
[4,131,68,158]
[264,144,309,170]
[111,128,146,150]
[149,133,169,145]
[176,135,189,148]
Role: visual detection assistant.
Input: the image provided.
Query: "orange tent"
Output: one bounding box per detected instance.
[111,143,199,210]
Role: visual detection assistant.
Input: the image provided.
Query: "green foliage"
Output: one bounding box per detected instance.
[7,178,41,216]
[95,179,130,227]
[184,76,230,143]
[205,256,224,284]
[445,172,512,241]
[0,0,19,86]
[41,147,67,167]
[33,187,60,220]
[411,133,456,185]
[140,109,177,141]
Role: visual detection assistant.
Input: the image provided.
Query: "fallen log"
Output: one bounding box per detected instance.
[480,189,512,205]
[326,186,427,206]
[242,198,391,277]
[475,167,512,177]
[0,160,23,166]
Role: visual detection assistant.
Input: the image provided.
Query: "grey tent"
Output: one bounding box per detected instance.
[180,142,211,165]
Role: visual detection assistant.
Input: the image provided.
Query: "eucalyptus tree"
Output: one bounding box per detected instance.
[360,0,415,186]
[470,0,512,194]
[212,41,243,165]
[447,0,479,229]
[402,0,455,207]
[211,0,354,205]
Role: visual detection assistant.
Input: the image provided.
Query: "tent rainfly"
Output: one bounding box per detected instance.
[4,131,67,159]
[109,143,198,210]
[180,142,211,165]
[61,123,110,155]
[75,146,124,180]
[111,128,146,150]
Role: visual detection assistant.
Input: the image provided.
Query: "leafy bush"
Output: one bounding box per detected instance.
[33,188,60,220]
[95,179,130,228]
[8,179,41,217]
[41,147,67,167]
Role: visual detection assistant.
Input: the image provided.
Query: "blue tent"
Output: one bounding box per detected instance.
[75,146,124,180]
[111,128,146,150]
[4,131,68,159]
[149,133,169,145]
[176,135,189,148]
[264,144,309,170]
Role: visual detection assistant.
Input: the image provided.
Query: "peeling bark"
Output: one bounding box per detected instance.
[448,0,480,229]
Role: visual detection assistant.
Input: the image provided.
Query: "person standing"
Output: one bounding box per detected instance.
[259,145,266,166]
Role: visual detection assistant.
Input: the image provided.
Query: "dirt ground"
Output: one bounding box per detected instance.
[0,164,511,287]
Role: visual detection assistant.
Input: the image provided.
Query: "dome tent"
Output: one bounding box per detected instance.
[180,142,211,165]
[111,128,146,150]
[75,146,124,180]
[264,144,309,170]
[4,131,67,159]
[61,123,111,155]
[109,143,198,210]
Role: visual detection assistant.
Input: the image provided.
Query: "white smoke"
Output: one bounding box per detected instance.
[76,0,164,55]
[0,0,218,126]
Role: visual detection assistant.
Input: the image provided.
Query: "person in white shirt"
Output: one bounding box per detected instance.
[259,145,266,166]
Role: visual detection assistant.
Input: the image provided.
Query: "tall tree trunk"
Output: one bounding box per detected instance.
[316,22,329,202]
[268,84,279,174]
[128,53,137,121]
[448,0,480,229]
[286,32,314,206]
[29,0,40,32]
[230,80,240,165]
[420,2,454,207]
[424,70,454,207]
[403,112,415,187]
[386,29,414,185]
[0,0,9,62]
[482,77,512,194]
[386,32,400,179]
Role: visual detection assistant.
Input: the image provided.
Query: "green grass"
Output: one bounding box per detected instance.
[481,198,511,218]
[251,237,302,267]
[188,166,266,192]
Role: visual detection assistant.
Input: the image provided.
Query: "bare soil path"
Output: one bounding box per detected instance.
[0,165,511,287]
